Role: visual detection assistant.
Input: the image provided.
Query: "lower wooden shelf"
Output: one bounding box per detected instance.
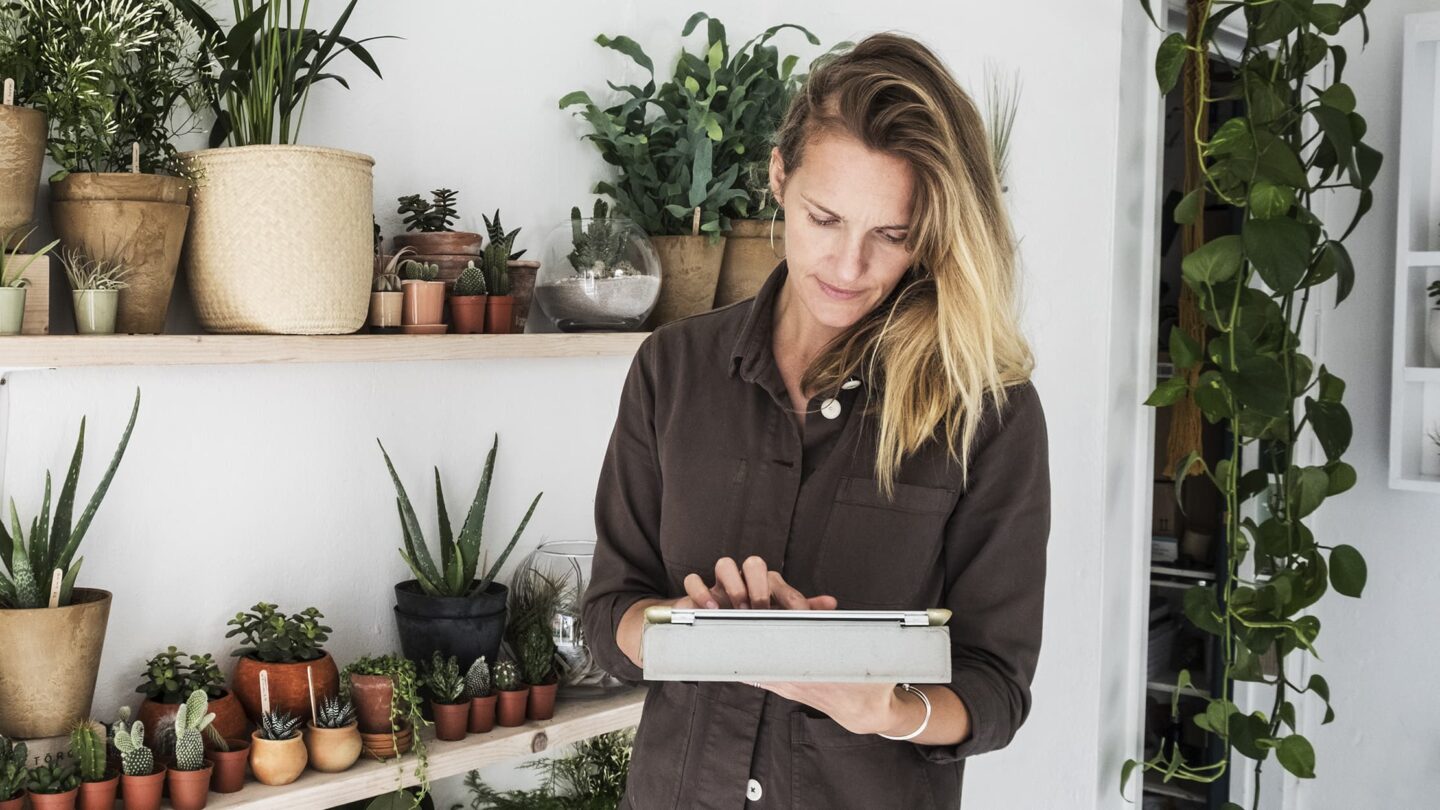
[208,687,646,809]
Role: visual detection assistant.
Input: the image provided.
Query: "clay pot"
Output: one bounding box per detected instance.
[204,738,249,794]
[369,291,403,329]
[449,294,487,333]
[401,280,445,326]
[715,219,783,307]
[50,173,191,334]
[304,722,362,773]
[76,775,118,810]
[0,793,21,810]
[72,290,119,334]
[166,763,213,810]
[393,232,482,256]
[119,770,164,810]
[231,652,339,723]
[646,234,727,328]
[348,673,397,734]
[484,295,514,334]
[468,694,497,734]
[0,588,112,738]
[27,787,79,810]
[507,260,540,332]
[527,681,558,721]
[0,104,46,235]
[248,730,307,787]
[359,723,413,760]
[139,691,248,750]
[431,700,469,741]
[496,688,529,728]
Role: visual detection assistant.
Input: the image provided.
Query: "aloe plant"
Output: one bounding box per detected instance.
[0,388,140,608]
[376,434,541,598]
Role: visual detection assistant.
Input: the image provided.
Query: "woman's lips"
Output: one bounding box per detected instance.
[816,277,863,300]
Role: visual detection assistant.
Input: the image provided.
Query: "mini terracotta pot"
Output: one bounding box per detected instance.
[0,793,21,810]
[449,294,487,333]
[468,694,497,734]
[527,681,559,721]
[77,773,119,810]
[431,700,469,741]
[120,770,164,810]
[393,231,482,256]
[348,673,395,733]
[205,738,249,794]
[484,295,514,334]
[248,731,307,787]
[27,787,79,810]
[166,764,213,810]
[304,722,362,773]
[369,291,403,328]
[401,280,446,326]
[496,688,529,727]
[232,652,339,723]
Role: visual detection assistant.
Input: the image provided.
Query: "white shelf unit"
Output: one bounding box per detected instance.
[1390,13,1440,492]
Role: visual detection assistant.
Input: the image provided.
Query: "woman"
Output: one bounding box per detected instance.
[582,31,1050,809]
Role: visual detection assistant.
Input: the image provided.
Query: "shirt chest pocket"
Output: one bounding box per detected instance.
[817,476,955,608]
[659,454,749,574]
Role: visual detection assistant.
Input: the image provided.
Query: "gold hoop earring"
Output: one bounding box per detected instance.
[769,206,785,260]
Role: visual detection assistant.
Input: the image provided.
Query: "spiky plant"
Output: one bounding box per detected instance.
[376,434,541,599]
[423,652,464,705]
[59,246,131,291]
[257,710,301,741]
[25,755,78,794]
[0,736,27,801]
[0,388,140,608]
[314,695,357,729]
[172,689,215,771]
[0,227,60,288]
[452,260,487,297]
[373,270,401,293]
[399,259,439,282]
[112,721,154,777]
[397,189,460,233]
[480,239,511,296]
[463,656,491,699]
[492,660,520,693]
[566,199,635,278]
[69,721,107,782]
[481,209,526,260]
[519,621,558,687]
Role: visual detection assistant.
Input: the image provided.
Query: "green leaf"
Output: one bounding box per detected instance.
[1308,674,1336,723]
[1221,354,1290,416]
[1229,710,1271,760]
[1304,397,1352,461]
[1146,376,1188,407]
[1317,366,1347,402]
[1254,132,1310,190]
[1325,461,1357,495]
[1277,735,1316,779]
[1155,33,1188,93]
[1287,466,1330,519]
[1312,105,1358,180]
[1182,235,1244,286]
[1174,188,1203,225]
[595,34,654,76]
[1329,544,1366,597]
[1120,759,1139,798]
[1192,370,1233,423]
[1244,217,1314,294]
[1319,82,1356,113]
[1169,327,1202,370]
[1249,181,1295,219]
[1183,585,1224,636]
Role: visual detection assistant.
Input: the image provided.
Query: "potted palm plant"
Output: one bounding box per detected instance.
[135,648,248,749]
[224,602,338,723]
[0,228,58,335]
[0,389,139,739]
[69,721,116,810]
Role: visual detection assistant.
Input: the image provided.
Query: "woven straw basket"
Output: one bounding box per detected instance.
[182,145,374,334]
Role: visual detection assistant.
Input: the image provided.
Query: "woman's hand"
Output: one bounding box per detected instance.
[754,681,910,737]
[677,555,838,611]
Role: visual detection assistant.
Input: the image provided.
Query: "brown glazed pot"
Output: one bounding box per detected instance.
[645,234,727,328]
[348,674,396,733]
[166,764,213,810]
[204,738,249,794]
[139,691,248,749]
[506,260,539,332]
[248,731,307,787]
[392,231,482,256]
[120,770,164,810]
[231,652,339,723]
[715,219,783,307]
[496,688,529,728]
[468,694,497,734]
[369,291,403,328]
[449,294,486,333]
[27,787,79,810]
[526,681,558,721]
[304,722,362,773]
[76,774,118,810]
[0,588,112,738]
[50,173,191,334]
[401,280,445,326]
[431,700,469,741]
[484,295,513,334]
[0,104,45,236]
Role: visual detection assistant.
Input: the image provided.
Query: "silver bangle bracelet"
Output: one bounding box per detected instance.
[878,683,932,741]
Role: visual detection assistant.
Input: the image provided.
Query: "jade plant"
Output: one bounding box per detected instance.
[463,656,491,699]
[113,720,155,776]
[171,689,216,771]
[0,388,140,608]
[397,189,460,233]
[225,603,331,664]
[69,721,109,783]
[25,755,78,795]
[452,261,488,297]
[376,434,542,599]
[481,210,526,260]
[314,695,357,729]
[492,661,521,693]
[256,710,301,741]
[399,259,439,283]
[422,652,465,705]
[0,736,27,801]
[137,647,227,703]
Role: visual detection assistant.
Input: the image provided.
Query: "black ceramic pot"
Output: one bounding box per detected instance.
[392,580,507,673]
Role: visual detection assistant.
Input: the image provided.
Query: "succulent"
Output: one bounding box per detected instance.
[480,239,511,296]
[423,652,465,705]
[172,689,215,771]
[136,646,223,702]
[399,259,440,282]
[225,603,331,664]
[113,721,154,777]
[519,621,558,687]
[314,695,357,729]
[397,189,460,233]
[0,736,28,801]
[69,721,108,782]
[452,260,488,297]
[59,246,131,291]
[374,271,402,293]
[25,755,79,794]
[0,227,60,288]
[492,660,521,693]
[481,209,526,260]
[257,710,302,741]
[566,199,635,279]
[463,656,491,699]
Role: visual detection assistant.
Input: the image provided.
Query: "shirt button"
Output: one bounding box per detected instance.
[841,377,861,390]
[746,778,763,801]
[820,398,841,419]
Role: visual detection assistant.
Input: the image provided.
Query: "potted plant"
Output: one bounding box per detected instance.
[59,246,130,335]
[534,199,661,332]
[0,736,26,810]
[507,566,564,721]
[0,76,45,239]
[449,260,488,334]
[172,0,391,335]
[479,237,514,334]
[69,721,117,810]
[378,433,541,670]
[483,210,540,332]
[24,756,78,810]
[339,654,430,798]
[0,390,139,739]
[112,720,162,810]
[394,189,483,285]
[225,602,338,723]
[248,711,306,787]
[463,657,495,734]
[399,259,446,333]
[369,247,413,332]
[422,653,468,742]
[0,227,58,335]
[304,695,361,773]
[492,661,527,728]
[165,690,216,810]
[135,647,248,748]
[203,734,249,795]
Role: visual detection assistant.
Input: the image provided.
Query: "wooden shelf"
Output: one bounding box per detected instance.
[0,333,649,369]
[209,687,646,809]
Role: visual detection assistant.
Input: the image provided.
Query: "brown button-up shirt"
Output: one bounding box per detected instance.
[583,260,1051,809]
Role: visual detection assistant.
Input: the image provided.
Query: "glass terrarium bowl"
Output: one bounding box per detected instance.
[534,216,661,331]
[511,540,629,696]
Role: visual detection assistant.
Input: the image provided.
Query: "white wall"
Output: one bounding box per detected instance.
[0,1,1145,806]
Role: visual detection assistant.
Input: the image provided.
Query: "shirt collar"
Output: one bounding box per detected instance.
[728,259,789,382]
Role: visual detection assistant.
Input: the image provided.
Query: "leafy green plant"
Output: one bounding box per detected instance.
[136,646,226,703]
[225,602,331,663]
[256,710,301,741]
[60,246,131,291]
[399,260,439,283]
[376,434,541,599]
[0,227,60,288]
[0,388,140,608]
[68,721,108,782]
[480,239,511,297]
[112,719,154,777]
[491,661,520,693]
[463,656,491,699]
[314,695,357,729]
[422,653,464,705]
[565,199,635,279]
[25,755,78,794]
[172,689,216,771]
[452,261,487,297]
[340,654,430,799]
[1125,0,1378,801]
[507,567,564,686]
[397,189,460,233]
[173,0,391,147]
[482,210,526,260]
[462,730,634,810]
[0,735,28,801]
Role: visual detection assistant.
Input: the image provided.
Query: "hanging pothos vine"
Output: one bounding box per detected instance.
[1123,0,1378,805]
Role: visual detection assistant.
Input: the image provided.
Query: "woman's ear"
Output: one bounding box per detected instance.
[769,146,786,208]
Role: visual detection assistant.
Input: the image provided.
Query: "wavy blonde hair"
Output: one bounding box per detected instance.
[775,32,1034,496]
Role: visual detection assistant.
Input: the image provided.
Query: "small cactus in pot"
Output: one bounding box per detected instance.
[399,259,446,329]
[492,660,529,728]
[464,656,497,735]
[166,690,216,810]
[449,259,489,334]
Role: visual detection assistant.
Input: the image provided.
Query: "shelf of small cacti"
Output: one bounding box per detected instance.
[203,685,646,810]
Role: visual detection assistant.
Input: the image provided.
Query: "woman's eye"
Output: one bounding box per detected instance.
[807,213,838,227]
[881,232,907,245]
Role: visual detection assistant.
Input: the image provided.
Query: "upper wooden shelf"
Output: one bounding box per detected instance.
[0,333,649,369]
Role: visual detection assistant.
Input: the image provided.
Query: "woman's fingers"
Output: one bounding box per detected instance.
[742,556,772,609]
[806,594,838,610]
[767,570,808,610]
[683,573,719,609]
[714,557,749,609]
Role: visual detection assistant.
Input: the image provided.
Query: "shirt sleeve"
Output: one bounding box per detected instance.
[914,380,1051,764]
[581,333,666,685]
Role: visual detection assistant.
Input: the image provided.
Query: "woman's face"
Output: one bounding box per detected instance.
[770,130,917,331]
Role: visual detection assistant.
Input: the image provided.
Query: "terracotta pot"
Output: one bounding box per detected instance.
[50,173,191,334]
[431,700,469,741]
[527,681,558,721]
[348,673,396,733]
[715,219,783,307]
[27,787,79,810]
[231,652,339,723]
[449,294,487,333]
[392,232,482,257]
[119,770,164,810]
[401,280,445,326]
[204,738,249,794]
[138,691,248,750]
[77,775,118,810]
[507,260,540,332]
[0,104,46,235]
[369,291,403,329]
[0,588,112,738]
[248,731,307,787]
[0,286,25,335]
[646,234,727,328]
[72,290,119,334]
[359,724,412,760]
[468,694,497,734]
[304,722,362,773]
[484,295,514,334]
[0,794,21,810]
[166,764,212,810]
[496,688,529,728]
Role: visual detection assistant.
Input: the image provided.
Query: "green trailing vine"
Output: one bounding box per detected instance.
[341,654,431,804]
[1124,0,1378,804]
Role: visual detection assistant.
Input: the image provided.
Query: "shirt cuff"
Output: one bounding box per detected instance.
[912,666,1007,764]
[584,590,652,685]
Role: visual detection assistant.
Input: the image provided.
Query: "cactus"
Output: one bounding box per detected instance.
[397,189,460,233]
[314,696,357,729]
[0,736,28,801]
[24,755,79,794]
[452,260,488,297]
[113,720,155,777]
[423,652,464,704]
[480,239,511,296]
[257,710,301,741]
[463,656,491,699]
[566,199,634,278]
[400,259,440,282]
[519,621,558,687]
[69,721,107,782]
[172,689,215,771]
[492,660,520,692]
[481,210,526,260]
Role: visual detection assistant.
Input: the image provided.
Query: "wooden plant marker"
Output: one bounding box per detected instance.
[306,666,317,725]
[131,142,140,174]
[691,206,702,237]
[48,568,63,608]
[259,670,272,716]
[3,78,14,106]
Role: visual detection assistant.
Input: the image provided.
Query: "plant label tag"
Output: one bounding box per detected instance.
[131,142,140,174]
[48,569,63,608]
[3,79,13,106]
[259,670,271,715]
[306,666,317,723]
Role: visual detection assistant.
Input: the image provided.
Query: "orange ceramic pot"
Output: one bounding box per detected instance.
[401,280,445,326]
[431,700,468,741]
[304,722,362,773]
[205,738,249,794]
[527,681,558,721]
[449,294,486,333]
[27,787,79,810]
[484,295,513,334]
[348,674,395,734]
[232,652,338,723]
[120,770,164,810]
[496,688,528,727]
[468,694,496,734]
[77,774,118,810]
[166,764,213,810]
[248,731,307,787]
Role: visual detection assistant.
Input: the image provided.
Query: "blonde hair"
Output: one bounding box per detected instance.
[775,32,1034,496]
